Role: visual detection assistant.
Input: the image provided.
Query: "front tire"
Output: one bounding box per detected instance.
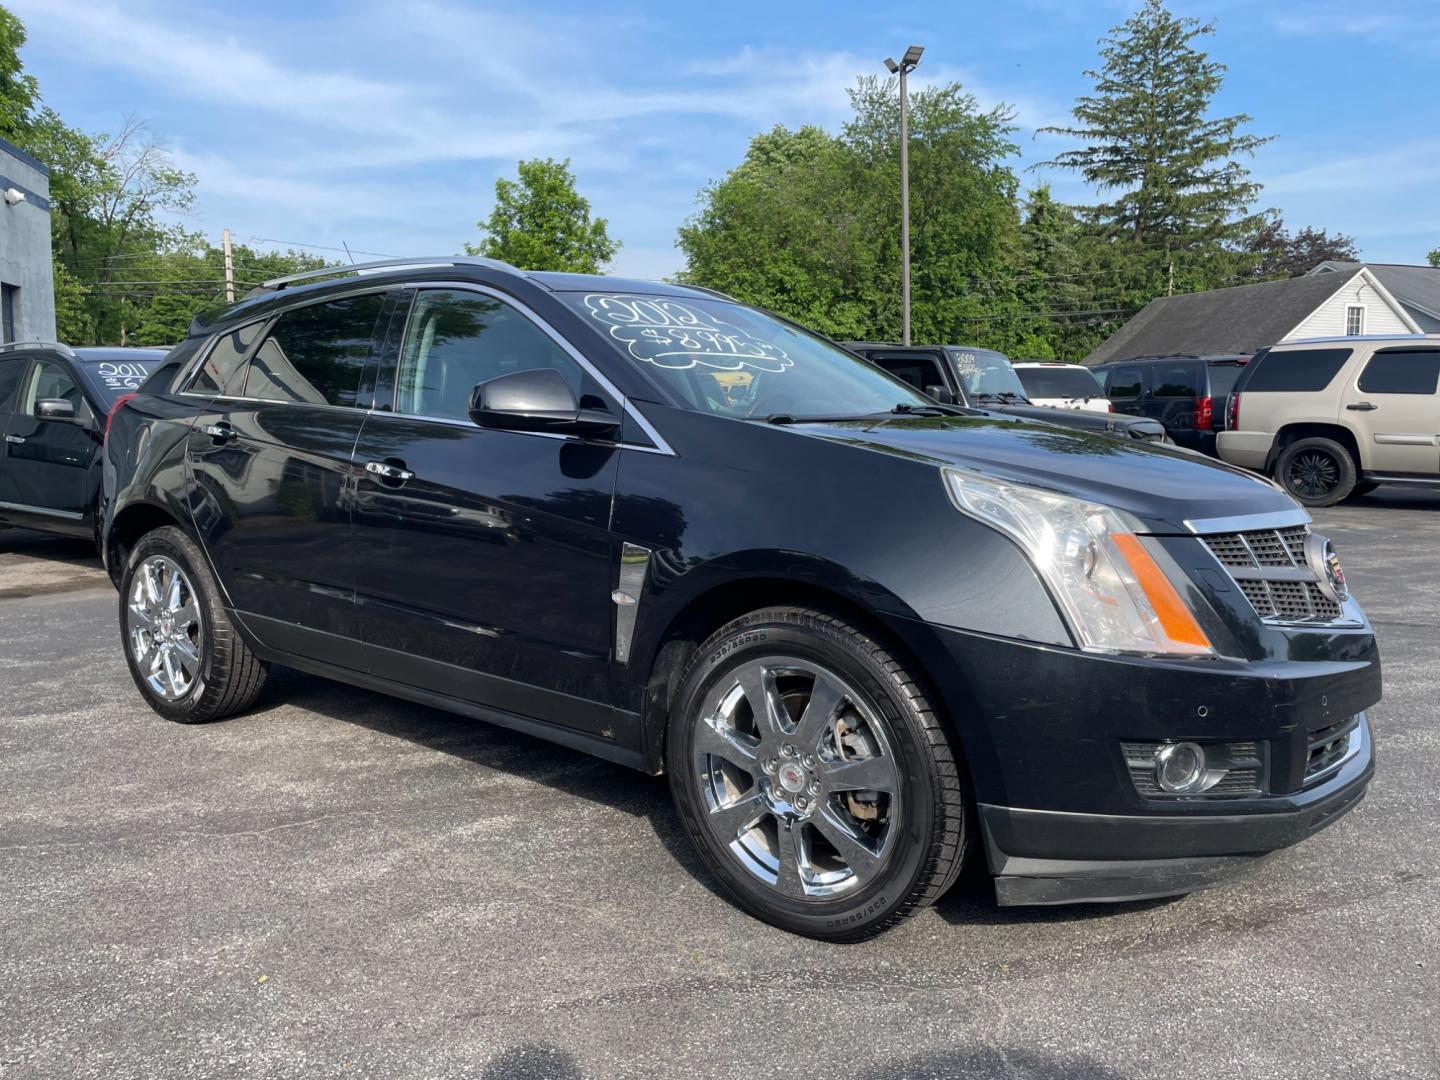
[667,607,969,941]
[119,526,268,723]
[1275,437,1357,507]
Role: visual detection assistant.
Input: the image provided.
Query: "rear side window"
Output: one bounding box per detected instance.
[394,289,584,421]
[1107,366,1143,399]
[1205,363,1246,395]
[0,355,26,412]
[1153,363,1200,398]
[190,321,266,396]
[869,352,947,392]
[1357,349,1440,395]
[1241,348,1351,393]
[244,294,385,407]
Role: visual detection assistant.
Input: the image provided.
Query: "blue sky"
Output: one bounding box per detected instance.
[10,0,1439,279]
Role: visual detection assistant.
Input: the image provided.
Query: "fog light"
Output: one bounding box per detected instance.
[1154,742,1206,793]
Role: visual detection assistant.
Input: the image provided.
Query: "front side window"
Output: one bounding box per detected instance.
[1107,367,1143,399]
[1242,348,1352,393]
[244,294,385,407]
[395,289,585,421]
[869,352,948,393]
[0,355,25,412]
[1346,305,1365,337]
[24,358,82,415]
[1357,349,1440,395]
[561,292,929,419]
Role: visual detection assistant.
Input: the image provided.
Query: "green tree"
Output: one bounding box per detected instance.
[0,4,38,141]
[465,157,618,273]
[1039,0,1270,278]
[1243,216,1360,279]
[679,77,1023,348]
[1428,247,1439,269]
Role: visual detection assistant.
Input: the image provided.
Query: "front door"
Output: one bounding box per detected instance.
[185,292,388,668]
[351,286,621,735]
[1344,347,1440,475]
[0,355,100,534]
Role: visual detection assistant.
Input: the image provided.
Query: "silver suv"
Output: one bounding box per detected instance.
[1218,334,1440,506]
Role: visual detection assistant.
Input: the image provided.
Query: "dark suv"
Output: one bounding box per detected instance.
[103,258,1379,941]
[844,342,1167,443]
[0,342,167,542]
[1094,354,1249,456]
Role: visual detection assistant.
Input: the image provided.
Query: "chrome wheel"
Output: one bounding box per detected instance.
[692,657,901,900]
[127,555,203,700]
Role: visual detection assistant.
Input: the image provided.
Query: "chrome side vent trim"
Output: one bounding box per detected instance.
[612,543,651,665]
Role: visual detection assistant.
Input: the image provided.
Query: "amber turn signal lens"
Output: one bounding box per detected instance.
[1109,533,1213,652]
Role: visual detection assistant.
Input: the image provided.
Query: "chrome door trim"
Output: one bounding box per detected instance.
[0,500,84,520]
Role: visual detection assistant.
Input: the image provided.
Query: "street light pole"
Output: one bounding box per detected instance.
[885,45,924,346]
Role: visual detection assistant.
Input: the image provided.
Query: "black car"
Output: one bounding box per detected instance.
[844,342,1168,443]
[1093,354,1249,456]
[103,258,1378,941]
[0,343,167,542]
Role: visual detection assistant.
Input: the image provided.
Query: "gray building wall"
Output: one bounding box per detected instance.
[0,135,57,343]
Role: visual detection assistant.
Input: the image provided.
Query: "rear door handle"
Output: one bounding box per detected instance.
[3,434,24,444]
[1346,402,1377,412]
[200,422,238,442]
[365,460,415,482]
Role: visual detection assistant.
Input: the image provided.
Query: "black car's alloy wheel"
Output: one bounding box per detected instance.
[120,526,268,723]
[668,607,969,941]
[1276,437,1357,507]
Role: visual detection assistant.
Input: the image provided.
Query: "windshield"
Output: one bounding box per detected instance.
[562,292,931,419]
[1015,365,1104,400]
[947,347,1027,400]
[77,356,165,404]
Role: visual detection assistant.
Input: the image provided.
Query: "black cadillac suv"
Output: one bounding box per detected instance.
[102,258,1379,941]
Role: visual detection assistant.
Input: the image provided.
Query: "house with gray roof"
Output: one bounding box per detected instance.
[1083,265,1420,366]
[1308,261,1440,333]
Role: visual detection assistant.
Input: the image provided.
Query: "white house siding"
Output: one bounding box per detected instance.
[1283,272,1412,340]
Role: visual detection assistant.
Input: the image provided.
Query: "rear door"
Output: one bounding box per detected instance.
[1149,360,1203,447]
[185,291,389,667]
[0,354,29,522]
[350,285,622,733]
[0,354,101,533]
[1343,347,1440,475]
[1103,364,1146,419]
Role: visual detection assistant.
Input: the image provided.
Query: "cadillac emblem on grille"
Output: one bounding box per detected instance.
[1305,533,1349,604]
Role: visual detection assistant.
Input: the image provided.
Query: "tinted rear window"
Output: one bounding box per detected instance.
[1153,363,1201,398]
[190,321,266,397]
[1241,348,1351,393]
[1015,366,1103,399]
[1205,362,1246,395]
[0,355,25,411]
[1357,349,1440,395]
[869,352,948,391]
[243,294,385,407]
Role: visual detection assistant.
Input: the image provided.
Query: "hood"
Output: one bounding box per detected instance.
[793,414,1296,533]
[989,402,1163,438]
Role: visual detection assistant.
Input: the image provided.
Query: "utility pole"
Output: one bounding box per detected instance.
[222,227,235,303]
[884,45,924,345]
[1167,262,1174,297]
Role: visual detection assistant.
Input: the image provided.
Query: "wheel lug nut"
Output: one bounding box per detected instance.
[808,779,821,795]
[802,754,816,768]
[795,796,809,811]
[782,743,797,758]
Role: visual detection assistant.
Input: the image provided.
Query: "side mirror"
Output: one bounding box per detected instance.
[468,368,619,436]
[35,398,76,421]
[924,384,955,405]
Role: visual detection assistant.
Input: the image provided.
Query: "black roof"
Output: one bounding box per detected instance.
[1083,272,1354,366]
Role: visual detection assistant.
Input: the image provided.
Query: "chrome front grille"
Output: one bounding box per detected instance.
[1201,524,1344,624]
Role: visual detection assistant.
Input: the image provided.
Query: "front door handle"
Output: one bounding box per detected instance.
[3,434,24,444]
[365,460,415,482]
[200,422,238,442]
[1346,402,1378,412]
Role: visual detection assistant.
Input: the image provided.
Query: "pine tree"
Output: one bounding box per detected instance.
[1039,0,1270,259]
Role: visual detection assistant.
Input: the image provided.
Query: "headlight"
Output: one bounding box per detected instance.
[943,468,1214,657]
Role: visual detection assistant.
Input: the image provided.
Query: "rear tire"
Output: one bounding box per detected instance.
[1275,437,1356,507]
[119,526,268,723]
[666,606,969,941]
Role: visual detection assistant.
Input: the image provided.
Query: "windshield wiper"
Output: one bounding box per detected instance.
[891,402,962,417]
[975,391,1027,404]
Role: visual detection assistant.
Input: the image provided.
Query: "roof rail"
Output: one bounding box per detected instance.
[254,255,523,294]
[0,340,75,357]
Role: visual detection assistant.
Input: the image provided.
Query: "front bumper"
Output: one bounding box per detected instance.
[982,715,1372,904]
[898,619,1381,907]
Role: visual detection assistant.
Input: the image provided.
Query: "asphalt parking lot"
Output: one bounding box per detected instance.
[1,492,1437,1080]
